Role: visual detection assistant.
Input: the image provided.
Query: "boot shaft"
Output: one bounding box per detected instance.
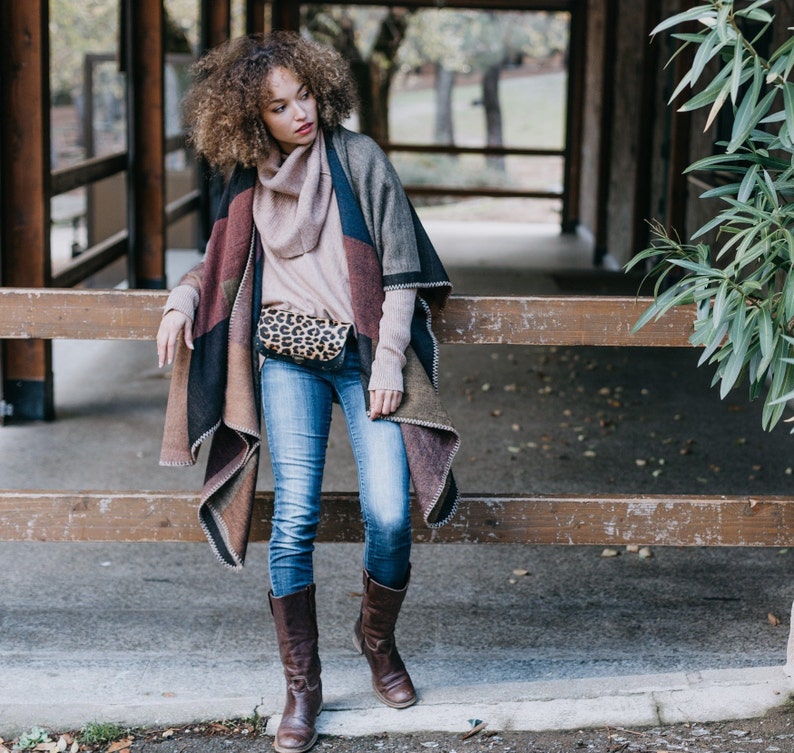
[269,584,321,678]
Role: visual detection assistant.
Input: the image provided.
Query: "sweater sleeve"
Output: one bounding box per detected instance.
[368,288,416,393]
[162,260,204,320]
[163,284,200,320]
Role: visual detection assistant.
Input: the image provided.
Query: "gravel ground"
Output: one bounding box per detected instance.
[9,705,793,753]
[133,705,794,752]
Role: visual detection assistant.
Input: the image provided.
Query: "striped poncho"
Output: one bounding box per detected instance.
[160,126,460,569]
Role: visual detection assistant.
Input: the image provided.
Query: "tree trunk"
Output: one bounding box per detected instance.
[434,63,455,145]
[482,63,505,172]
[363,9,408,143]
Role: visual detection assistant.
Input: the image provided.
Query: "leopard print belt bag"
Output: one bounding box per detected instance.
[254,306,354,371]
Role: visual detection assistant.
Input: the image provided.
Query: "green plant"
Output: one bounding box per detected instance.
[13,728,51,751]
[77,722,128,747]
[626,0,794,430]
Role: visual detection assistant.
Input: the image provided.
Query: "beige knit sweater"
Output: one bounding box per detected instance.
[165,131,415,392]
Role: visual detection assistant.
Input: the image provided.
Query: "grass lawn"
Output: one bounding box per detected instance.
[388,68,567,223]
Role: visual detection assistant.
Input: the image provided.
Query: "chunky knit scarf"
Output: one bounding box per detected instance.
[160,125,460,569]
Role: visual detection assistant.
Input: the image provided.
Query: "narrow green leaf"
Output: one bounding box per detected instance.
[698,320,730,366]
[740,8,774,23]
[690,34,724,90]
[730,57,764,147]
[756,308,777,379]
[783,83,794,145]
[730,38,744,103]
[712,282,730,328]
[728,89,778,152]
[720,310,755,398]
[679,65,732,112]
[669,67,695,104]
[738,163,760,202]
[715,2,731,44]
[650,5,717,37]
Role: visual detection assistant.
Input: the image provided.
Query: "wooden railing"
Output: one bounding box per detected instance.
[2,287,792,548]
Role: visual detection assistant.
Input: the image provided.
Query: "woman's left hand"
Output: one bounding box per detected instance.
[369,389,403,419]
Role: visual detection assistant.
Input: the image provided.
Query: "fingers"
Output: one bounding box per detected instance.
[369,389,403,419]
[156,312,192,368]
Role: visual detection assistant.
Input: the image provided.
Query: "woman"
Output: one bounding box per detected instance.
[157,31,459,753]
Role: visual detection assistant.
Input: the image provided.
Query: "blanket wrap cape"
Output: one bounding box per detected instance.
[160,126,460,570]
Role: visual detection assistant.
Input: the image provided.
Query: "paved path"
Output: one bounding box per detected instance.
[2,227,794,736]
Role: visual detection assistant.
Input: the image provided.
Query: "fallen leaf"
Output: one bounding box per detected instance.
[161,730,175,739]
[512,569,529,576]
[107,739,133,753]
[162,691,176,698]
[462,721,488,740]
[768,612,781,626]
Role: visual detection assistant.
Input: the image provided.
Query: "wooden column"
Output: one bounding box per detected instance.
[201,0,231,50]
[0,1,53,422]
[197,0,231,251]
[270,0,301,31]
[247,0,267,34]
[631,0,663,254]
[125,0,166,289]
[664,3,693,236]
[593,0,617,265]
[561,0,587,233]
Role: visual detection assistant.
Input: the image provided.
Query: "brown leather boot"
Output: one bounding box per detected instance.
[353,568,417,709]
[269,584,323,753]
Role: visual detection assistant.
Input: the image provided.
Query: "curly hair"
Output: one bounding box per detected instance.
[182,31,358,171]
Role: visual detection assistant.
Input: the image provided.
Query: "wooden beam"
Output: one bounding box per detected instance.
[1,490,790,547]
[0,0,53,422]
[125,0,166,289]
[0,289,695,347]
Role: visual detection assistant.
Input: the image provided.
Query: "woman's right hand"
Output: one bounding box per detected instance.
[157,310,194,367]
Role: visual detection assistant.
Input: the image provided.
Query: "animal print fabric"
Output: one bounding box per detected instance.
[254,307,353,371]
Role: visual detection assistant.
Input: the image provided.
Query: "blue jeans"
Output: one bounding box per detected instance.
[261,347,411,597]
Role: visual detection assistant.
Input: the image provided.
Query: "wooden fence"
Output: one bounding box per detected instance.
[2,287,791,548]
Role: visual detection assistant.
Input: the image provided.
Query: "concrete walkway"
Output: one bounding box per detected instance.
[2,223,794,736]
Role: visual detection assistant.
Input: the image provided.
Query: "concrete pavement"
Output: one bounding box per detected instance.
[2,223,794,737]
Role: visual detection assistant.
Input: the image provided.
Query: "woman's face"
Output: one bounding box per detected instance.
[260,67,318,154]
